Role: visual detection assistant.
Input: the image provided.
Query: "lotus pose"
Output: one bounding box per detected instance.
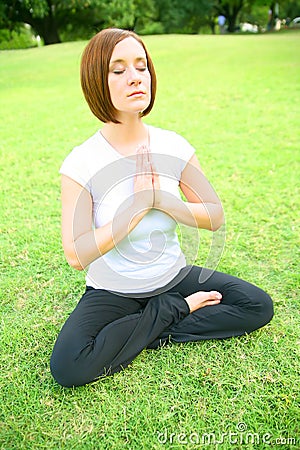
[50,28,273,387]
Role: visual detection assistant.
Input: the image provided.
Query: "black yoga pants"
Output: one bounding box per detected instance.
[50,266,273,387]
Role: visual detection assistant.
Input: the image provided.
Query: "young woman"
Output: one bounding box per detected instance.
[50,28,273,387]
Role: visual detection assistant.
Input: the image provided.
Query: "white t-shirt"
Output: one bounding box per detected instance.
[60,125,195,294]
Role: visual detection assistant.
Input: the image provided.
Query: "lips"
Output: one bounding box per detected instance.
[128,91,146,97]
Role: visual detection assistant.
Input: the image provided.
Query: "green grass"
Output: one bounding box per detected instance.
[0,32,299,449]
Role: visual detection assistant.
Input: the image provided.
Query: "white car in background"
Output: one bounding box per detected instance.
[291,17,300,27]
[240,22,259,33]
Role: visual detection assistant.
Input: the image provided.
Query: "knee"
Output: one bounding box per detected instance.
[248,289,273,333]
[241,290,274,336]
[50,345,93,388]
[50,344,110,388]
[239,284,274,333]
[260,291,274,325]
[50,351,78,388]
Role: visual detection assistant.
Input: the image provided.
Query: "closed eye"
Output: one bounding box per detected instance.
[113,67,147,74]
[113,69,125,74]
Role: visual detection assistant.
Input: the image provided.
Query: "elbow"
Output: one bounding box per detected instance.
[208,206,225,232]
[210,220,224,232]
[66,256,85,271]
[211,214,225,232]
[69,260,85,271]
[63,248,85,271]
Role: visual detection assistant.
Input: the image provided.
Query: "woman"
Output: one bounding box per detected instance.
[50,28,273,387]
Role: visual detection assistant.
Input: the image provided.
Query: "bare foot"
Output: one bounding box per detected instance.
[185,290,222,313]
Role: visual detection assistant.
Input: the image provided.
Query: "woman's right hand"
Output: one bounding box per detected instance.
[134,145,154,210]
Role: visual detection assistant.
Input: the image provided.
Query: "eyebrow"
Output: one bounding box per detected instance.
[109,57,147,65]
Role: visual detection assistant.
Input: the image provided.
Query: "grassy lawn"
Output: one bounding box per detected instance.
[0,31,299,449]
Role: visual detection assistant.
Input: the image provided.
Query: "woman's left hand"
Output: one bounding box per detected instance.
[151,162,162,208]
[138,146,162,208]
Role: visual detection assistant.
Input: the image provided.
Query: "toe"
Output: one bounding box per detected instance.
[210,290,222,300]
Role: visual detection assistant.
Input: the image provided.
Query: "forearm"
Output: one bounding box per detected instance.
[155,193,224,231]
[63,148,156,271]
[70,202,149,270]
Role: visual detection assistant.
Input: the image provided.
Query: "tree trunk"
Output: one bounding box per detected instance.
[222,1,244,33]
[31,16,61,45]
[9,0,61,45]
[226,9,239,33]
[209,19,216,35]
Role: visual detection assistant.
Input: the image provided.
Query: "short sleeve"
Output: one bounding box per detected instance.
[162,130,196,180]
[59,145,92,190]
[172,132,195,171]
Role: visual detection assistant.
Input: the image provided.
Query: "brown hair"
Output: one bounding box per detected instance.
[80,28,157,124]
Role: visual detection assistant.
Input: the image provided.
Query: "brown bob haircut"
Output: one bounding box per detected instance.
[80,28,157,124]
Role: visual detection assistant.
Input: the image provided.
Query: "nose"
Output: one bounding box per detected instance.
[127,66,141,85]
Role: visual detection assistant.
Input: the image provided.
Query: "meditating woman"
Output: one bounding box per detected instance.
[50,28,273,387]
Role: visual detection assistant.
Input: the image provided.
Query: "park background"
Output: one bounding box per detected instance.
[0,1,300,449]
[1,0,300,48]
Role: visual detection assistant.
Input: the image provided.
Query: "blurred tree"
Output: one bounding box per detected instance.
[0,0,160,44]
[153,0,213,33]
[0,0,106,44]
[102,0,156,31]
[1,0,298,46]
[213,0,255,32]
[281,0,300,19]
[214,0,300,32]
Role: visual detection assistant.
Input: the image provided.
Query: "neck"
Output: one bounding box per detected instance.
[101,117,149,156]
